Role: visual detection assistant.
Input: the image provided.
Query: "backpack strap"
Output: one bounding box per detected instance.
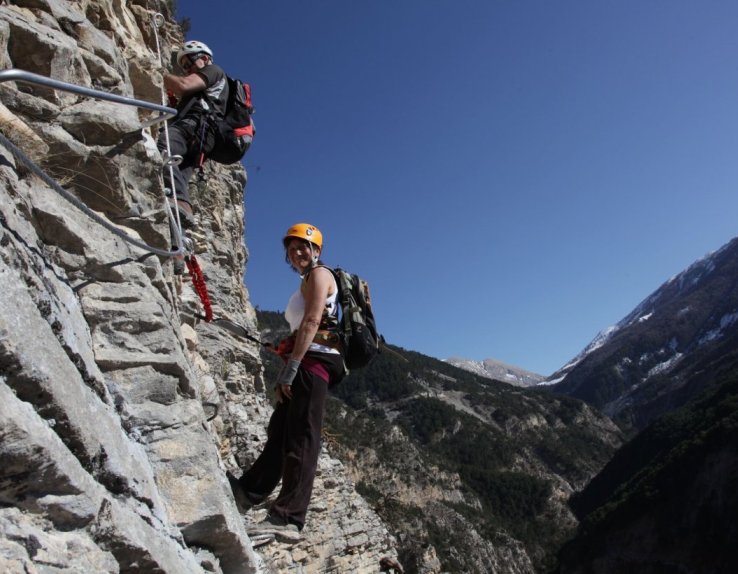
[302,263,332,280]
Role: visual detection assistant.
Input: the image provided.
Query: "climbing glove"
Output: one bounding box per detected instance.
[276,358,301,387]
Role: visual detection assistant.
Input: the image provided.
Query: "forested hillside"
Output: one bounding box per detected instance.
[556,365,738,573]
[257,310,622,573]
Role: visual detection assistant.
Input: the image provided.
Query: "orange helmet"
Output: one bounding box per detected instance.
[283,223,323,249]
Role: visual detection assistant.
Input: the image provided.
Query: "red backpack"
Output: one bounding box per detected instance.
[206,76,255,164]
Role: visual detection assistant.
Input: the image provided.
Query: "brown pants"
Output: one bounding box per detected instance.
[240,352,344,529]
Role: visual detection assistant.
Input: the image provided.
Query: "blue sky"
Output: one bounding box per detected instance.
[174,1,738,375]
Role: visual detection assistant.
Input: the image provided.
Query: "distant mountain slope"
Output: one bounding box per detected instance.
[446,356,545,387]
[548,236,738,431]
[555,368,738,573]
[256,310,623,573]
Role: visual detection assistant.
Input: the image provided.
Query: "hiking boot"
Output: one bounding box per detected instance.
[226,471,266,513]
[227,471,253,513]
[177,206,196,230]
[246,514,301,544]
[249,533,275,548]
[172,201,196,230]
[164,192,196,230]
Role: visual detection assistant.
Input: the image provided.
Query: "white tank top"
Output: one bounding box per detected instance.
[284,273,340,355]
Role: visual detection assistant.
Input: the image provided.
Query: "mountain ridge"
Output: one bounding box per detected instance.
[546,235,738,431]
[446,356,545,387]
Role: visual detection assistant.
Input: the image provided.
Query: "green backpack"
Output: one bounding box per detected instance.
[331,267,381,370]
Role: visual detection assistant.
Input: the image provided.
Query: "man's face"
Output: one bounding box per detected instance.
[180,54,205,74]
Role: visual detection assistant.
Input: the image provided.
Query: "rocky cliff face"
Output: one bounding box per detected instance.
[0,2,397,572]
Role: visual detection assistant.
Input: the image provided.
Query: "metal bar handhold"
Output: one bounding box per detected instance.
[0,68,176,119]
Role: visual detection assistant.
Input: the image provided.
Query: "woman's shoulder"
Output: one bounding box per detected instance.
[305,264,334,279]
[303,265,336,290]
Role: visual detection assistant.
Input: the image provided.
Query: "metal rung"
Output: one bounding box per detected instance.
[0,68,177,126]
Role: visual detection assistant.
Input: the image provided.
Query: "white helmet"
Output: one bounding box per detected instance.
[177,40,213,64]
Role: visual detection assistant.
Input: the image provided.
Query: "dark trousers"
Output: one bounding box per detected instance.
[157,117,213,206]
[240,352,344,529]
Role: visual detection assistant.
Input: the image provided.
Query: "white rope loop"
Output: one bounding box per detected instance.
[150,11,186,244]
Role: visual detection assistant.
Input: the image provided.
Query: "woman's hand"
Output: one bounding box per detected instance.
[276,384,292,402]
[275,358,300,401]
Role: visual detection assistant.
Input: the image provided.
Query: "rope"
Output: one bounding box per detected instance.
[198,315,265,346]
[150,15,218,325]
[150,12,185,245]
[151,12,166,65]
[0,131,184,258]
[186,254,213,322]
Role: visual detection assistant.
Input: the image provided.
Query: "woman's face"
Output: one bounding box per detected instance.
[286,238,319,272]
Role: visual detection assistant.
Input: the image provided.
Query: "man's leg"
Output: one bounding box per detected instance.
[157,122,199,275]
[158,120,196,212]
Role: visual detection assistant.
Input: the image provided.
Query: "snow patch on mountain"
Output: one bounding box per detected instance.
[698,310,738,346]
[646,353,683,378]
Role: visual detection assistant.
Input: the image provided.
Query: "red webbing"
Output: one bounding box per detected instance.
[186,255,213,322]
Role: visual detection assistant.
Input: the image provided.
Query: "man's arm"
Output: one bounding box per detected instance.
[163,72,207,98]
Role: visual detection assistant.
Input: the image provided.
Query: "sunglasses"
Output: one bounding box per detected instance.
[180,55,201,72]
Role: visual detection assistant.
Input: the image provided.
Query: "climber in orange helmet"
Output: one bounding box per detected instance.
[228,223,345,542]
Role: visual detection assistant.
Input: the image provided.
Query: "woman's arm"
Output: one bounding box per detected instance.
[276,267,332,399]
[291,267,332,361]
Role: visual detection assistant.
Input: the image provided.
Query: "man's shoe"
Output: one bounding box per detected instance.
[174,204,196,230]
[177,206,196,230]
[166,197,196,230]
[246,514,301,543]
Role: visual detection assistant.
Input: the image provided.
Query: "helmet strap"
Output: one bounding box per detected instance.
[310,242,320,264]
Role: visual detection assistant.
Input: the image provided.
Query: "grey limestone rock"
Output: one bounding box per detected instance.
[0,1,400,572]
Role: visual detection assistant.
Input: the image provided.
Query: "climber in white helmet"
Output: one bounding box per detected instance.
[157,40,228,248]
